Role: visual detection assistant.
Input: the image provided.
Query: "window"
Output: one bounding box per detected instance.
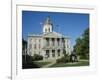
[39,39,41,49]
[29,44,32,49]
[57,38,60,46]
[52,50,55,57]
[58,50,60,56]
[52,38,55,46]
[34,44,36,49]
[46,38,49,46]
[62,38,65,48]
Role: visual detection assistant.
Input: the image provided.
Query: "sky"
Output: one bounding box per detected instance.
[22,11,89,47]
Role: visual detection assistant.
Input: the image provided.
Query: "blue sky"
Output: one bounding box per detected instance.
[22,11,89,47]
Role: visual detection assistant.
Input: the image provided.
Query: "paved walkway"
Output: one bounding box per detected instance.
[42,61,56,68]
[78,59,89,62]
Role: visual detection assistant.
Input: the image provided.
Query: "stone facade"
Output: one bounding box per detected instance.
[27,17,71,61]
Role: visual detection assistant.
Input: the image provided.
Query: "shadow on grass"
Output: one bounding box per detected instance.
[22,55,40,69]
[50,60,89,67]
[22,62,40,69]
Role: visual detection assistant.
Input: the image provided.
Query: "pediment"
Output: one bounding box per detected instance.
[43,31,63,38]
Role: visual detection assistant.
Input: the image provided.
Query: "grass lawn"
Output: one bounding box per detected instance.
[34,61,51,67]
[50,60,89,67]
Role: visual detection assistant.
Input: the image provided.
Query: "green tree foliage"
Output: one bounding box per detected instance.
[73,28,89,59]
[22,38,27,50]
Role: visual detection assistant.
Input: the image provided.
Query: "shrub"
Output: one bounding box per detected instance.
[33,54,43,61]
[56,55,70,63]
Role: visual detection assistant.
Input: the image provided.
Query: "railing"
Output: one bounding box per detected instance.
[42,45,64,50]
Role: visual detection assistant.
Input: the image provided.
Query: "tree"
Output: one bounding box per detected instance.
[22,38,27,51]
[22,39,40,69]
[73,28,89,59]
[22,38,27,55]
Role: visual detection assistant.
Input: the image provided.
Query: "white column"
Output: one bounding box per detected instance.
[67,39,71,55]
[49,50,52,59]
[43,38,45,48]
[65,39,70,55]
[43,50,46,61]
[48,38,50,46]
[60,49,63,57]
[27,38,30,55]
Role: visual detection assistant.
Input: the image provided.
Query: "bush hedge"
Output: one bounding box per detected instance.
[56,54,70,63]
[33,54,43,61]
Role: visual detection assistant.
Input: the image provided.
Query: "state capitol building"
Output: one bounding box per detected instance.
[27,17,71,61]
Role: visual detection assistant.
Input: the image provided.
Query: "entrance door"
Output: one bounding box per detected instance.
[45,50,49,59]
